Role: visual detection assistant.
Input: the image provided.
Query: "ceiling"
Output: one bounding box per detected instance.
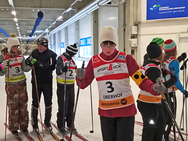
[0,0,107,43]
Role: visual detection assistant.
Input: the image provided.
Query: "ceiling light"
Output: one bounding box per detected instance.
[12,10,16,16]
[14,18,18,22]
[16,23,18,26]
[52,21,56,25]
[17,27,19,29]
[66,7,72,13]
[33,9,35,12]
[57,16,62,20]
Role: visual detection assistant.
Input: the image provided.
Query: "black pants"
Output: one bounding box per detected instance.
[57,83,75,129]
[31,82,53,125]
[100,116,134,141]
[137,101,165,141]
[163,92,177,141]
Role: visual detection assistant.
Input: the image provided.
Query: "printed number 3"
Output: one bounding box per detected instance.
[15,67,20,73]
[106,81,114,93]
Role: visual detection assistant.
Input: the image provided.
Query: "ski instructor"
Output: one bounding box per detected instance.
[30,37,57,131]
[76,25,167,141]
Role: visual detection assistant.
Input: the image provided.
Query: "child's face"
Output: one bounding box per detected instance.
[100,41,116,56]
[11,45,19,53]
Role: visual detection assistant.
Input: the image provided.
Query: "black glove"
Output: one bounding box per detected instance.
[170,73,177,84]
[61,66,68,72]
[161,68,167,77]
[25,56,37,67]
[35,61,44,68]
[184,91,188,98]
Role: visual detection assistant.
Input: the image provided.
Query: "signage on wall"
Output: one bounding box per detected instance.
[61,42,64,48]
[147,0,188,20]
[80,37,91,46]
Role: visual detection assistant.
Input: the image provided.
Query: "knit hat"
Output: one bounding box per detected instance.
[66,43,78,57]
[151,37,164,46]
[6,33,20,52]
[99,25,118,45]
[163,39,176,52]
[147,42,162,59]
[37,37,48,48]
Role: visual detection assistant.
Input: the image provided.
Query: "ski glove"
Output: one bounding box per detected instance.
[76,68,85,80]
[25,56,37,67]
[153,78,167,94]
[0,60,9,70]
[61,66,68,72]
[184,91,188,98]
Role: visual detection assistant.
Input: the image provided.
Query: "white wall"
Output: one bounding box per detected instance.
[137,0,188,66]
[68,23,76,45]
[98,7,118,53]
[79,14,92,58]
[60,29,65,54]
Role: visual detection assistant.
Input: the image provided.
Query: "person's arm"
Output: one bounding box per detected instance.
[21,57,33,72]
[0,55,6,76]
[56,56,64,75]
[76,59,94,89]
[126,54,160,96]
[169,60,186,93]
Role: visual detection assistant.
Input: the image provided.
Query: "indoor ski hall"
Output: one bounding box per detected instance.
[0,0,188,141]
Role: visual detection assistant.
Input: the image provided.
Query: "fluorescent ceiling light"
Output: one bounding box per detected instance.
[50,0,110,34]
[12,10,16,16]
[57,16,62,20]
[14,18,18,22]
[8,0,14,8]
[66,7,72,13]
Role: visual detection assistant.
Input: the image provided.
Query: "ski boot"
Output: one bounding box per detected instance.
[45,122,53,132]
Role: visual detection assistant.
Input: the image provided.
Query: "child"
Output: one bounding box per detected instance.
[137,42,177,141]
[76,25,167,141]
[56,43,78,133]
[162,39,188,141]
[0,33,36,134]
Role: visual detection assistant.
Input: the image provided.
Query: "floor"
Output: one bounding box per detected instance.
[0,59,187,141]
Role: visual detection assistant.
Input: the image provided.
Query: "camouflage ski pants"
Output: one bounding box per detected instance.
[5,81,29,132]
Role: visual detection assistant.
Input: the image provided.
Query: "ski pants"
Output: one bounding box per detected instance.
[31,82,52,125]
[100,116,134,141]
[163,92,177,141]
[57,83,75,129]
[137,101,165,141]
[6,81,29,132]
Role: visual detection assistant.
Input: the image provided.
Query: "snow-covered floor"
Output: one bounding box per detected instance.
[0,60,187,141]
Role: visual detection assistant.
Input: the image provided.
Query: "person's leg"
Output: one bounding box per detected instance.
[6,83,19,133]
[57,83,65,129]
[18,82,29,131]
[116,116,135,141]
[43,83,52,126]
[153,103,165,141]
[164,92,175,141]
[137,101,159,141]
[100,116,116,141]
[31,82,42,128]
[66,84,75,128]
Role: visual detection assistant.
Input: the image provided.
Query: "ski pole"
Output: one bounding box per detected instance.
[33,67,44,137]
[4,59,10,141]
[156,78,185,141]
[61,62,68,141]
[69,61,85,141]
[89,84,94,133]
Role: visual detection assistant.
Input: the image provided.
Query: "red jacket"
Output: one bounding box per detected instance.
[76,49,159,118]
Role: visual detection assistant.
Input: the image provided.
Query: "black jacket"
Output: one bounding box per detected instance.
[143,59,177,88]
[31,48,57,84]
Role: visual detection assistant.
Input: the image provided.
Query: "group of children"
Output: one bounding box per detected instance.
[0,25,187,141]
[138,38,188,141]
